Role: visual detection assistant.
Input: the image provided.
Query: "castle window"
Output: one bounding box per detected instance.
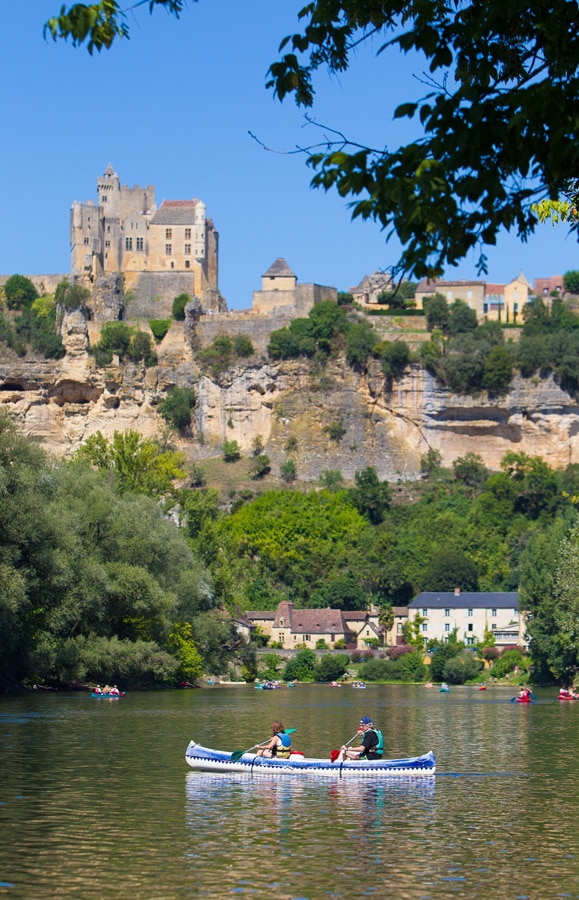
[105,240,110,248]
[83,238,89,245]
[184,244,191,255]
[185,228,191,239]
[136,237,144,251]
[165,244,172,255]
[101,196,107,203]
[125,237,133,251]
[165,229,172,240]
[185,260,190,269]
[171,261,174,268]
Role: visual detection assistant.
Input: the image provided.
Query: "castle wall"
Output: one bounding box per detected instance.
[252,283,337,316]
[196,310,297,354]
[0,274,65,295]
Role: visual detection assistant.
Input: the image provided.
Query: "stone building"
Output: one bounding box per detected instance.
[252,258,337,316]
[408,589,525,648]
[70,165,222,310]
[415,273,532,322]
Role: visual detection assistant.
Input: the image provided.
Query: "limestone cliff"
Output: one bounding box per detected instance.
[0,308,577,478]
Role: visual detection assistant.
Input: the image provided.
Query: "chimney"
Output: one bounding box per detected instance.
[454,587,460,596]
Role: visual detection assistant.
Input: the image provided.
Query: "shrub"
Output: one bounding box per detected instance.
[233,334,255,357]
[387,644,414,661]
[4,275,38,310]
[149,319,172,342]
[250,454,271,478]
[443,650,482,684]
[222,439,241,462]
[490,648,527,678]
[324,418,347,441]
[128,331,157,366]
[159,386,196,433]
[55,279,90,311]
[358,658,402,681]
[172,293,191,321]
[280,459,297,482]
[482,646,500,661]
[96,321,133,357]
[350,650,362,663]
[315,652,349,682]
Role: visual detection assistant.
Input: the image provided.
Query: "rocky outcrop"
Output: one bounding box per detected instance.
[0,311,577,477]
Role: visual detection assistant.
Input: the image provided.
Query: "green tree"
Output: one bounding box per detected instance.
[4,275,38,310]
[448,300,478,336]
[283,648,317,682]
[280,459,297,482]
[159,386,196,433]
[75,429,187,498]
[452,453,488,489]
[319,469,344,492]
[172,292,191,320]
[222,439,241,463]
[422,550,479,591]
[250,454,271,478]
[315,652,349,682]
[423,294,450,333]
[167,622,204,682]
[563,271,579,294]
[483,344,514,394]
[443,650,482,684]
[349,467,391,525]
[55,279,90,311]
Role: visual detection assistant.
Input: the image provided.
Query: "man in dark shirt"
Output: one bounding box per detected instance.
[337,716,381,761]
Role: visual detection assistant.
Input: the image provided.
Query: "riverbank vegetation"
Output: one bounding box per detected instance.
[0,409,578,691]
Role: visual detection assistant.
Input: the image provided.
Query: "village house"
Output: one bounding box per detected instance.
[408,589,526,648]
[242,601,384,650]
[413,273,532,322]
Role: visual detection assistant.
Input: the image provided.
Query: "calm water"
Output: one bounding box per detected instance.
[0,684,577,899]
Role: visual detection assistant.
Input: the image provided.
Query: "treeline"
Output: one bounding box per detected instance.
[0,415,254,692]
[1,413,578,689]
[181,450,579,685]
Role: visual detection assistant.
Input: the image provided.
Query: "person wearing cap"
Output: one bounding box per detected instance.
[337,716,383,762]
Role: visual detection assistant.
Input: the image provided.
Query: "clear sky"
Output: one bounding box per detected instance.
[1,1,576,308]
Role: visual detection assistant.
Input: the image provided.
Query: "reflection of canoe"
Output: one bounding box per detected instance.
[185,740,436,778]
[91,692,125,698]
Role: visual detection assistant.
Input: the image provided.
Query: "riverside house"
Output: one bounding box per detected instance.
[408,589,525,648]
[243,601,384,650]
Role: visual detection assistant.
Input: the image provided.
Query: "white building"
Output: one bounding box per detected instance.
[408,589,524,648]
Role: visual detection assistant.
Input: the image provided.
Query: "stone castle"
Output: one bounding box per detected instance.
[70,164,222,311]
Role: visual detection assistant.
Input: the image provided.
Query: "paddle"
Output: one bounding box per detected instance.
[231,728,297,762]
[330,731,361,763]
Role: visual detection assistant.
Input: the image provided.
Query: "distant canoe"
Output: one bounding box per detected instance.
[91,691,125,699]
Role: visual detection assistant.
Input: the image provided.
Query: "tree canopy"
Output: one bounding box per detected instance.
[45,0,579,278]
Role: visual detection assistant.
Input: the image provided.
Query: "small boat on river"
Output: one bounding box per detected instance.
[185,740,436,778]
[440,683,450,693]
[91,691,125,699]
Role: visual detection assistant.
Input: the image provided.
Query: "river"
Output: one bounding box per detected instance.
[0,684,577,899]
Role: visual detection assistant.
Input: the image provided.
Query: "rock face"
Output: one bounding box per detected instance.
[0,311,577,477]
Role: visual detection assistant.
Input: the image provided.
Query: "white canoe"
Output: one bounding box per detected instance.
[185,740,436,778]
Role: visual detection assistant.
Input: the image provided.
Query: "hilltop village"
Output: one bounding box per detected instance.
[0,165,577,480]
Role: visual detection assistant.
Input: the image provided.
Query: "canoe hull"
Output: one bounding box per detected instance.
[185,741,436,778]
[91,692,125,698]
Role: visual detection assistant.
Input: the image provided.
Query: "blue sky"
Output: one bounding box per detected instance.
[0,1,576,309]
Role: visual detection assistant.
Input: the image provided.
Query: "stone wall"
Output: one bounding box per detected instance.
[0,274,65,295]
[195,309,296,354]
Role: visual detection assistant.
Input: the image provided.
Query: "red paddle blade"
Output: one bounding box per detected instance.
[330,749,340,762]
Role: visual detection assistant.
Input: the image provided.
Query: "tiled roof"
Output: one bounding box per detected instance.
[245,610,276,620]
[150,200,199,225]
[342,611,368,621]
[409,592,518,609]
[392,606,408,616]
[262,258,295,278]
[289,608,348,634]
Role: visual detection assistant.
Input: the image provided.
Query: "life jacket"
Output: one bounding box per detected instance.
[274,732,291,758]
[362,728,384,758]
